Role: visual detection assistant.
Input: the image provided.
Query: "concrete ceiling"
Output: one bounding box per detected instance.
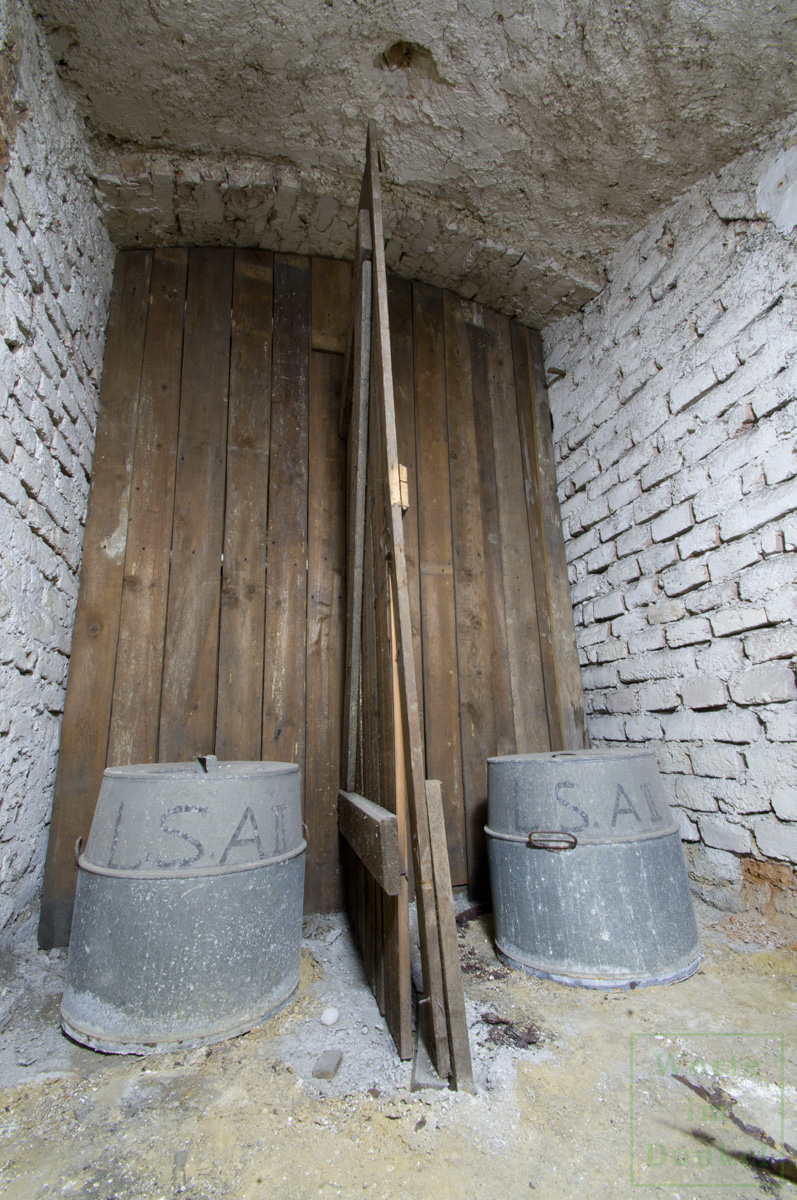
[34,0,797,324]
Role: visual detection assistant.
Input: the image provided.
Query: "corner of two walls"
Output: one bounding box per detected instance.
[544,118,797,919]
[0,0,114,944]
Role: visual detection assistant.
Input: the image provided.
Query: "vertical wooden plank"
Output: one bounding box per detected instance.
[38,250,153,948]
[387,275,423,755]
[386,588,413,1059]
[262,254,311,792]
[527,328,590,750]
[305,346,347,913]
[467,314,516,760]
[311,257,352,353]
[107,248,187,768]
[444,290,495,897]
[484,309,551,754]
[215,249,273,761]
[511,320,563,752]
[158,248,233,763]
[412,282,466,885]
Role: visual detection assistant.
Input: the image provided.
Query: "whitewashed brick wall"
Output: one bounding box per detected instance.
[0,0,113,943]
[544,121,797,913]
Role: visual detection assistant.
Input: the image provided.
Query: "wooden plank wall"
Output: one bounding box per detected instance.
[39,248,586,946]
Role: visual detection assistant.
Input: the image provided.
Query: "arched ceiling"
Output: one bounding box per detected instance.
[34,0,797,324]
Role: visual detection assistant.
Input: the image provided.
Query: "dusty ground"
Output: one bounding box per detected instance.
[0,898,795,1200]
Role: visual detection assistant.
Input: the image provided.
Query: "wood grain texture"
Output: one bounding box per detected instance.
[511,319,563,751]
[528,328,590,750]
[412,282,465,885]
[484,309,550,754]
[108,248,187,768]
[338,791,400,896]
[159,248,233,763]
[216,249,273,761]
[38,250,152,948]
[262,254,311,788]
[444,290,494,896]
[305,348,346,912]
[311,257,352,353]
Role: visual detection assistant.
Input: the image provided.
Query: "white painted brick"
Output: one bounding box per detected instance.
[738,554,797,604]
[663,708,761,743]
[673,807,700,841]
[761,704,797,742]
[640,447,682,491]
[625,714,663,741]
[720,477,797,541]
[743,624,797,663]
[698,814,752,854]
[682,677,729,710]
[595,639,627,663]
[639,681,680,711]
[707,537,761,583]
[656,742,693,773]
[618,647,697,683]
[689,745,746,778]
[772,786,797,822]
[593,591,626,621]
[729,664,797,706]
[674,775,719,812]
[678,521,720,559]
[587,714,627,741]
[669,364,718,414]
[651,501,693,543]
[710,607,769,637]
[751,816,797,864]
[660,558,710,597]
[647,598,686,625]
[666,616,712,647]
[628,624,667,654]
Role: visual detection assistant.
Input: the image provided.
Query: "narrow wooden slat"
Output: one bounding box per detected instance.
[158,248,233,763]
[387,578,412,1058]
[527,329,590,750]
[338,791,400,896]
[444,290,495,896]
[467,313,515,761]
[216,249,273,760]
[426,779,474,1092]
[511,319,563,751]
[387,275,424,758]
[484,309,550,753]
[311,257,352,353]
[107,248,187,768]
[38,250,153,948]
[413,282,465,884]
[263,254,311,792]
[305,348,347,912]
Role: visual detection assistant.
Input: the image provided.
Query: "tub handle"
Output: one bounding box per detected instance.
[527,830,578,851]
[74,836,84,867]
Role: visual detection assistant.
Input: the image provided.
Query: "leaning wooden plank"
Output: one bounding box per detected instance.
[107,248,187,768]
[484,308,550,754]
[262,254,311,794]
[364,121,451,1079]
[38,250,153,949]
[311,257,352,353]
[216,249,273,761]
[413,281,465,886]
[338,791,400,895]
[342,247,372,791]
[444,290,496,897]
[426,779,474,1093]
[511,318,563,751]
[158,249,234,762]
[339,211,372,441]
[305,347,347,912]
[527,328,590,750]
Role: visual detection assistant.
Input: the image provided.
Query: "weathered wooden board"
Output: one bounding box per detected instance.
[38,250,152,949]
[107,248,187,768]
[338,791,400,895]
[527,328,590,751]
[484,309,550,753]
[305,348,347,912]
[444,290,496,897]
[311,257,351,354]
[262,254,311,786]
[215,249,273,761]
[412,282,465,886]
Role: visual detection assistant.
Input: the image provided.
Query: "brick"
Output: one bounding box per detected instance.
[738,555,797,604]
[588,714,627,741]
[761,704,797,742]
[752,817,797,865]
[660,559,710,597]
[639,681,680,711]
[706,539,761,583]
[772,786,797,822]
[618,647,696,683]
[677,521,719,560]
[656,742,693,773]
[673,807,700,841]
[714,779,771,816]
[633,480,672,525]
[625,714,663,741]
[663,708,760,743]
[647,598,686,625]
[743,624,797,663]
[651,502,693,543]
[698,814,752,854]
[641,447,682,492]
[666,616,712,647]
[669,364,718,414]
[616,525,652,558]
[720,477,797,541]
[638,540,680,574]
[604,689,638,714]
[595,638,627,663]
[581,664,619,690]
[593,591,626,621]
[690,745,746,779]
[710,607,769,637]
[628,624,667,654]
[682,677,728,710]
[674,775,719,812]
[729,665,797,706]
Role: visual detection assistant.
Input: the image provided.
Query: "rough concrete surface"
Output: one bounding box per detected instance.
[0,904,795,1198]
[32,0,797,324]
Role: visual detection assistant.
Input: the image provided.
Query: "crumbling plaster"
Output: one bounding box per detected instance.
[33,0,797,325]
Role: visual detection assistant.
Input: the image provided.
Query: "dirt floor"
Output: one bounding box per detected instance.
[0,897,795,1200]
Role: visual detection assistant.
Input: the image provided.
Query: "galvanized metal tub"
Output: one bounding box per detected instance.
[61,758,305,1053]
[486,750,701,989]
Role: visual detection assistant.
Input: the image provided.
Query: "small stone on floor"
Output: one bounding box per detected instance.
[312,1050,343,1080]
